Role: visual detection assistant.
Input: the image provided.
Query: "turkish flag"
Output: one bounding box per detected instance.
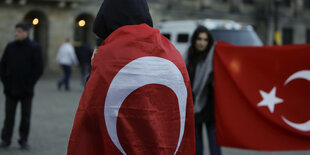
[68,24,195,155]
[213,41,310,150]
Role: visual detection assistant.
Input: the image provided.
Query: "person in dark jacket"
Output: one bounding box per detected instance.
[75,42,93,86]
[186,25,221,155]
[0,23,44,149]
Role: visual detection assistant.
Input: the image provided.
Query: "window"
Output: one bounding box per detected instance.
[279,0,291,7]
[306,29,310,43]
[146,0,159,3]
[162,33,171,40]
[282,28,293,45]
[304,0,310,9]
[211,29,262,46]
[177,34,189,43]
[215,0,227,3]
[243,0,253,5]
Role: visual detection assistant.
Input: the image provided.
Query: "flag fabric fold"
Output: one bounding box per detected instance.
[68,24,195,155]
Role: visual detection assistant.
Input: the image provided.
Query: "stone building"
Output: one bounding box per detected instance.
[0,0,310,74]
[0,0,99,74]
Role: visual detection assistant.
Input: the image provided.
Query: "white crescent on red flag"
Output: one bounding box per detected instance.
[68,24,195,155]
[214,41,310,150]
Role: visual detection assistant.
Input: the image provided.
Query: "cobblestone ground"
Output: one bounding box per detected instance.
[0,78,309,155]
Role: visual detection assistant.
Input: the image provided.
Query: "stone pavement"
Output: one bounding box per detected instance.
[0,78,309,155]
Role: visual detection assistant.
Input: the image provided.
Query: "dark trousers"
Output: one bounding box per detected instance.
[195,121,221,155]
[1,95,32,145]
[79,63,90,86]
[59,64,72,90]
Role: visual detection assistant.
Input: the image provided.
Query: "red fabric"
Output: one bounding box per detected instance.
[68,24,195,155]
[214,41,310,150]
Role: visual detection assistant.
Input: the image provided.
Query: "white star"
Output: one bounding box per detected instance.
[257,87,283,113]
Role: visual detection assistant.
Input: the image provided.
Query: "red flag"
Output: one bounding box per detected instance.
[213,41,310,150]
[68,24,195,155]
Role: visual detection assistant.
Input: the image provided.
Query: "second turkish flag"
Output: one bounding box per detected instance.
[214,42,310,150]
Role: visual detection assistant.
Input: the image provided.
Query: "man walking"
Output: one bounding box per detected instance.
[57,38,78,91]
[0,23,44,149]
[75,42,92,86]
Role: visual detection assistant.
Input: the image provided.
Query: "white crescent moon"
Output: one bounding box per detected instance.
[282,70,310,132]
[284,70,310,85]
[104,56,187,154]
[281,116,310,132]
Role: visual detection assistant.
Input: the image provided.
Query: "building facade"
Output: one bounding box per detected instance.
[0,0,99,74]
[0,0,310,74]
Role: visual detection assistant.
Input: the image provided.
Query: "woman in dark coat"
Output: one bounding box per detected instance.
[186,25,221,155]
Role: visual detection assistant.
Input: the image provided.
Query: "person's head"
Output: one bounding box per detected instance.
[15,23,31,41]
[191,25,214,53]
[66,38,74,45]
[93,0,153,41]
[187,25,214,63]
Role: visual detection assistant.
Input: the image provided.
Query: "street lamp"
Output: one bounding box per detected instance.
[32,18,39,26]
[78,19,86,27]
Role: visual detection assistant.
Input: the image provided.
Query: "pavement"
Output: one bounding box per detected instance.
[0,78,309,155]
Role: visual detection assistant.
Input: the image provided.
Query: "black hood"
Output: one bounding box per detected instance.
[93,0,153,41]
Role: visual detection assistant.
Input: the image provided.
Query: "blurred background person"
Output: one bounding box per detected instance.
[0,22,44,149]
[56,38,78,91]
[75,42,93,86]
[186,25,221,155]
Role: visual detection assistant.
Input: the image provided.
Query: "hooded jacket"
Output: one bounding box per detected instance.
[93,0,153,41]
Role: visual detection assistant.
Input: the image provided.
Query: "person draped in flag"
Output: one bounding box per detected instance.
[68,0,195,154]
[186,26,221,155]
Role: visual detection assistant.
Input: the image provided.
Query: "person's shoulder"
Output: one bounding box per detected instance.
[63,42,73,48]
[6,41,16,48]
[2,41,18,52]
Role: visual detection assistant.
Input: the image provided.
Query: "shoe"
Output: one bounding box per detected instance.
[18,140,30,150]
[0,141,10,149]
[65,87,70,91]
